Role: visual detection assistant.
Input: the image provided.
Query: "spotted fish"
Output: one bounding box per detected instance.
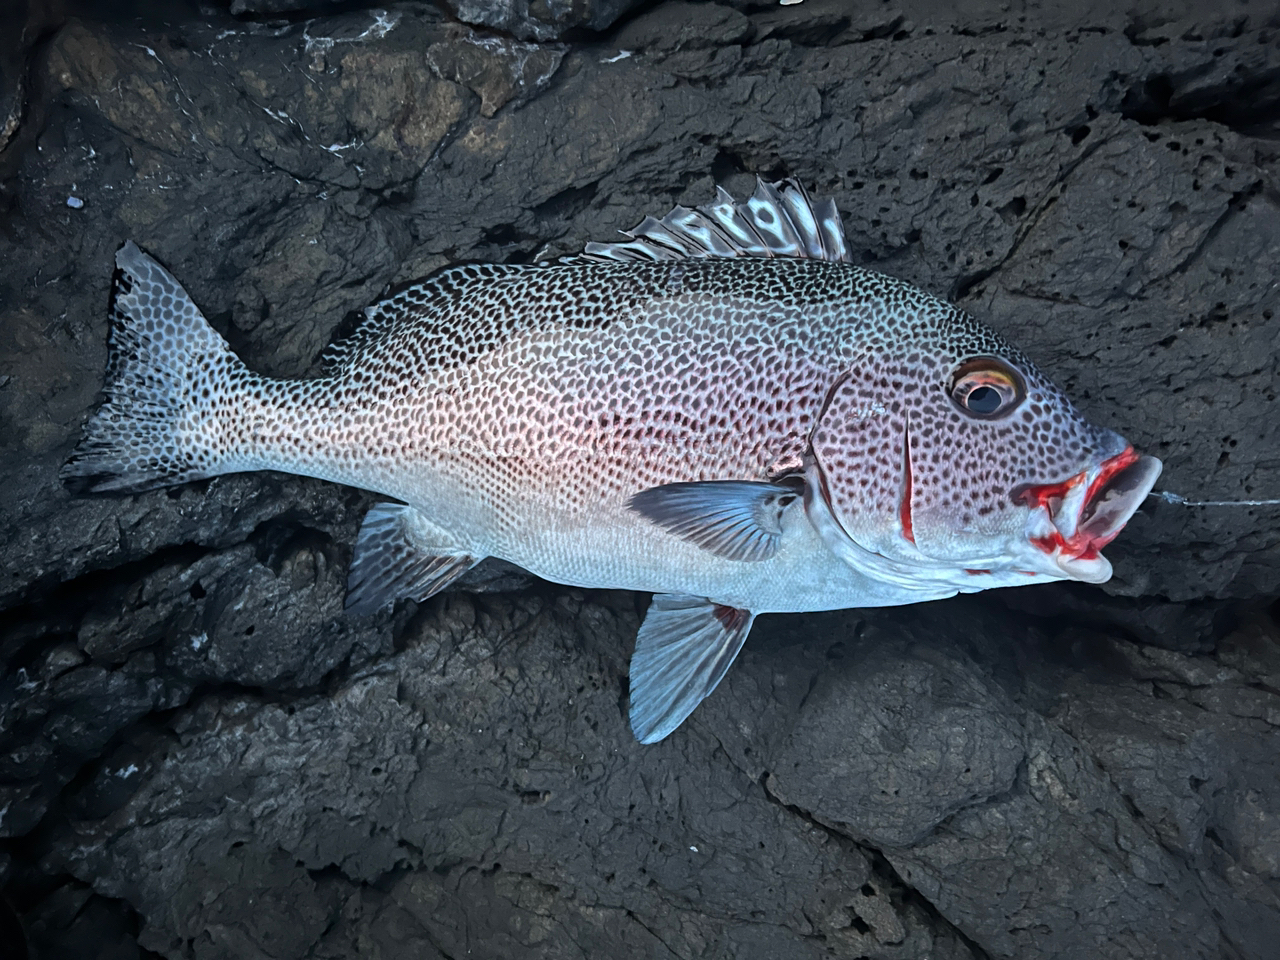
[63,180,1161,743]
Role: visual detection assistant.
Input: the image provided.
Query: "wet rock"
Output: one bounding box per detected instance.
[426,30,566,117]
[53,593,983,960]
[444,0,644,42]
[2,1,1280,958]
[999,581,1228,653]
[0,3,26,160]
[20,881,144,960]
[39,592,1280,959]
[613,2,753,53]
[764,641,1026,848]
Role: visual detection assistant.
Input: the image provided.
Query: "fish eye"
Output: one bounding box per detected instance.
[948,357,1025,419]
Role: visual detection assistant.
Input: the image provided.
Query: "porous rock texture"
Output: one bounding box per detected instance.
[1,0,1279,957]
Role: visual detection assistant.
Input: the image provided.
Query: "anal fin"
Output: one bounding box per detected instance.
[345,502,481,615]
[629,594,755,744]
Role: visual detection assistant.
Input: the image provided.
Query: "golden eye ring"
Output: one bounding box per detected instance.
[948,357,1026,419]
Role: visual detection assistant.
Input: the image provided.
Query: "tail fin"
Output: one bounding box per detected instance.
[62,242,243,494]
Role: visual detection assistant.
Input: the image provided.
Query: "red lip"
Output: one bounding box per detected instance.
[1012,448,1161,567]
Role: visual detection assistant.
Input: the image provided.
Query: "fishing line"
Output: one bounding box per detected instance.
[1150,491,1280,507]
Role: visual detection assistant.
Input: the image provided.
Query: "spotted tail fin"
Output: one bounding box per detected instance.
[62,242,245,494]
[580,178,851,264]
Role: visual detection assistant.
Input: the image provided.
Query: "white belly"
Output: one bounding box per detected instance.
[394,466,958,613]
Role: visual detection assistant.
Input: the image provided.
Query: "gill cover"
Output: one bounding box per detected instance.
[807,373,912,554]
[802,373,974,602]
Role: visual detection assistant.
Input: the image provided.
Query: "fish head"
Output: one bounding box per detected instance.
[805,309,1162,589]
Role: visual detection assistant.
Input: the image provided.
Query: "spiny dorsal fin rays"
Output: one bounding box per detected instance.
[779,181,823,257]
[743,180,805,256]
[579,237,685,262]
[630,215,707,257]
[325,179,850,373]
[660,206,741,257]
[699,184,777,257]
[811,196,847,262]
[581,177,852,264]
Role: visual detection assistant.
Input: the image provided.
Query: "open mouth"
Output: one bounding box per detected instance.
[1012,448,1163,583]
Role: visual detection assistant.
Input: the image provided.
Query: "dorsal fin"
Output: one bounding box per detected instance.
[580,178,850,264]
[319,178,847,375]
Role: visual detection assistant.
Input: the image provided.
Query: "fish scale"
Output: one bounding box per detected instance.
[63,178,1162,744]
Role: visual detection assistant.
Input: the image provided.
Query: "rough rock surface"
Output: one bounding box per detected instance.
[1,0,1279,958]
[443,0,643,42]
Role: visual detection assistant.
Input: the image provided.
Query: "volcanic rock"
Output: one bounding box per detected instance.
[2,1,1279,958]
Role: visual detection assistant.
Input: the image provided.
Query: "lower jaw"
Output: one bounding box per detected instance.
[1026,528,1113,581]
[1051,551,1114,584]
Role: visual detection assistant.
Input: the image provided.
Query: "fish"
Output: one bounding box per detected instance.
[62,179,1162,744]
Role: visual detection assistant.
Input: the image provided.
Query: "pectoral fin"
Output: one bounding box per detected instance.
[629,594,755,744]
[628,480,801,561]
[346,502,481,615]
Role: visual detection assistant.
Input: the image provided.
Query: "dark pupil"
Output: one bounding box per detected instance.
[966,384,1003,414]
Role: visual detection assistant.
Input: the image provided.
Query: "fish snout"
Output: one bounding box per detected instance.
[1014,448,1163,583]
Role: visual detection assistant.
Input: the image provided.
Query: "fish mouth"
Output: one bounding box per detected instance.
[1013,448,1163,583]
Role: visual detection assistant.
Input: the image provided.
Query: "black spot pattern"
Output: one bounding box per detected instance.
[62,243,246,492]
[64,184,1134,609]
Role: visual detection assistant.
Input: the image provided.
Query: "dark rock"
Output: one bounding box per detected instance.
[613,2,753,53]
[426,29,566,118]
[229,0,346,14]
[444,0,644,42]
[24,880,161,960]
[999,581,1228,653]
[764,640,1026,848]
[0,3,26,160]
[52,594,984,959]
[2,1,1280,958]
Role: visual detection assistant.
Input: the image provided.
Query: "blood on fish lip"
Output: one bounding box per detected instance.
[1011,470,1085,517]
[1013,447,1141,561]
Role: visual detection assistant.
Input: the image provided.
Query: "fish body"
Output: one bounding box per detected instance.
[64,181,1161,742]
